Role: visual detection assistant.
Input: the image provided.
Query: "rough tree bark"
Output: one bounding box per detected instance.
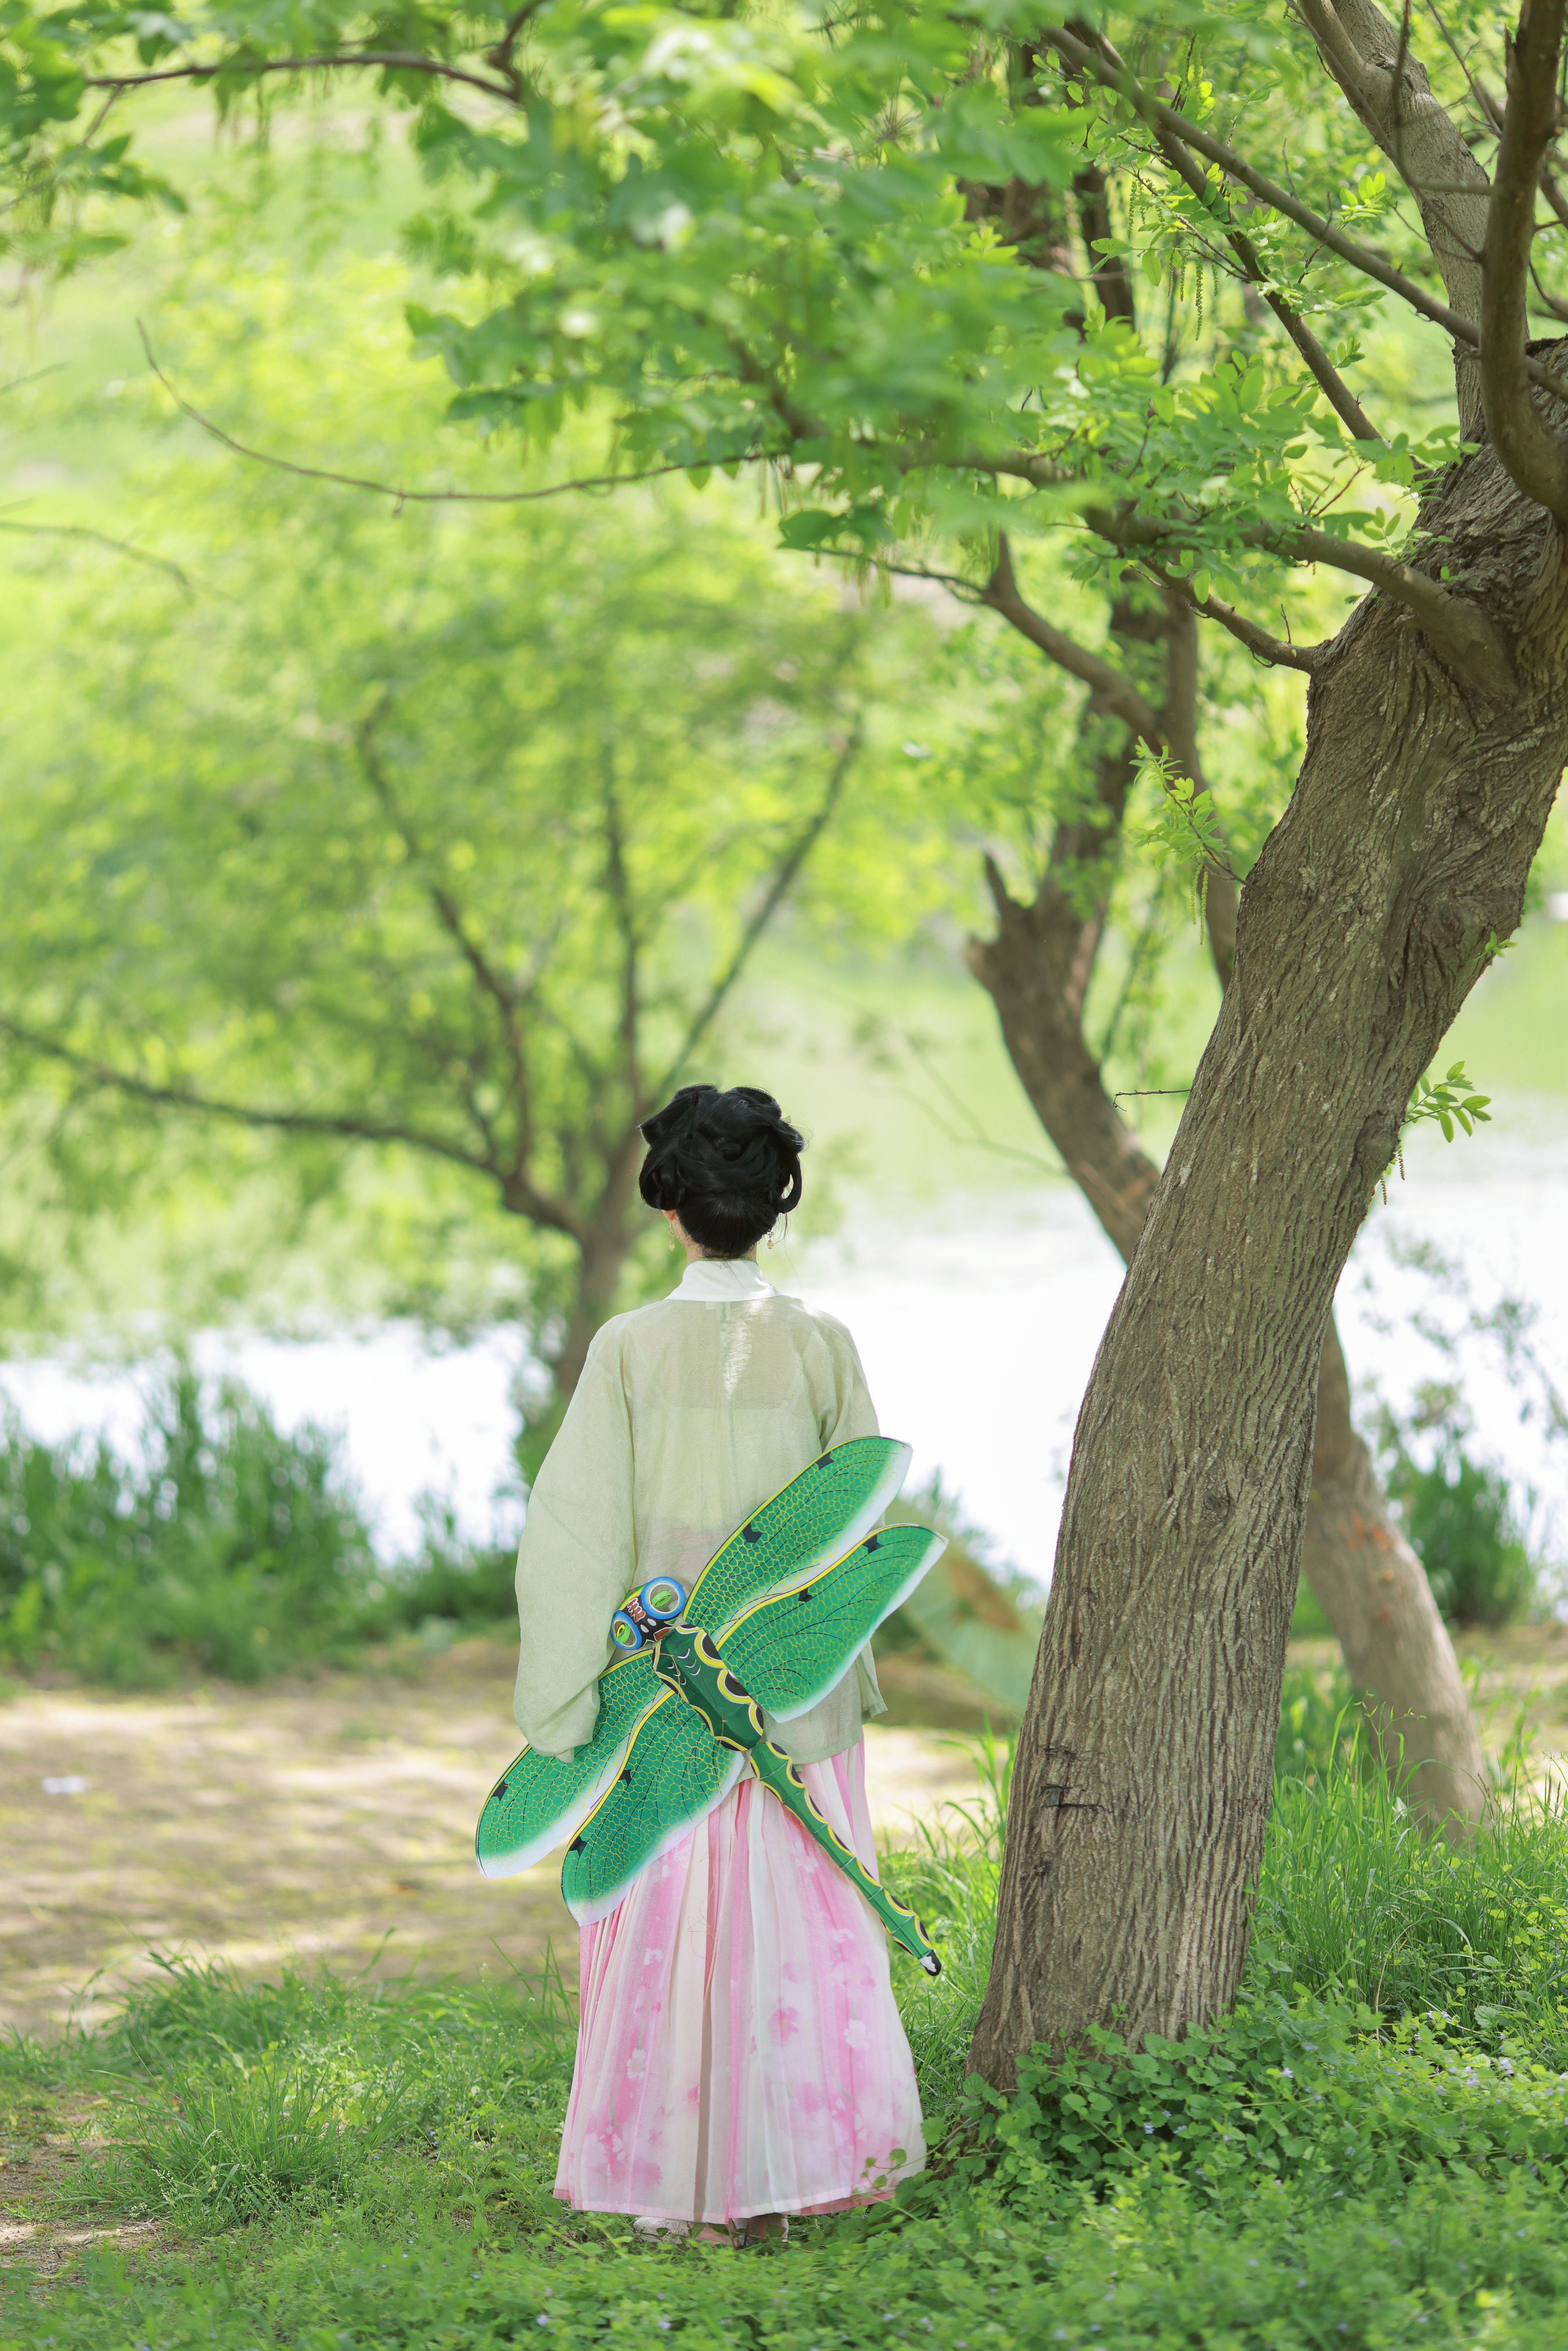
[968,415,1568,2077]
[950,52,1490,1832]
[967,799,1487,1831]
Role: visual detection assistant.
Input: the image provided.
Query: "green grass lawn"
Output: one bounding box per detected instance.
[9,1740,1568,2348]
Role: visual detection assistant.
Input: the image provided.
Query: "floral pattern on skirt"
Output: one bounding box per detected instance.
[554,1741,927,2223]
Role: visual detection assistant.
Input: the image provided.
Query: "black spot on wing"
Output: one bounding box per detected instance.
[815,1451,834,1468]
[493,1780,508,1803]
[742,1523,761,1543]
[797,1587,812,1603]
[567,1835,585,1856]
[864,1532,882,1552]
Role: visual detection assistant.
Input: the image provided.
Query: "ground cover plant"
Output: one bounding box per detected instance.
[9,1731,1568,2348]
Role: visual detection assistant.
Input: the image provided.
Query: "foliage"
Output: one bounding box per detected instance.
[0,253,966,1381]
[12,1760,1568,2346]
[0,1363,379,1684]
[955,1993,1568,2216]
[0,0,1524,657]
[0,1367,522,1687]
[393,1495,517,1633]
[1368,1380,1540,1629]
[1404,1063,1494,1148]
[1391,1445,1538,1629]
[1134,747,1235,927]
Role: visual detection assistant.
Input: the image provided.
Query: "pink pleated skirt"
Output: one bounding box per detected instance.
[554,1741,927,2224]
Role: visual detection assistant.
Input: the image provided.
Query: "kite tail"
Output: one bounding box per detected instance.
[747,1736,942,1978]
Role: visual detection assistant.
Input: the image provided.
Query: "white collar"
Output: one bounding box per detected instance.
[671,1255,773,1302]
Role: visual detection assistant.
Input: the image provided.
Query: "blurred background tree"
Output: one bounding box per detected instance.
[0,253,969,1451]
[0,98,1558,1742]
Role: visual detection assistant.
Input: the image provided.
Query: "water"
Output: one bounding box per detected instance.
[2,1113,1565,1587]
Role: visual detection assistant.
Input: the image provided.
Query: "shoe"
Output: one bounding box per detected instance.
[731,2214,789,2249]
[634,2218,690,2241]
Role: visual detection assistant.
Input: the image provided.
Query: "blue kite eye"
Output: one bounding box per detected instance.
[638,1577,686,1622]
[609,1609,643,1651]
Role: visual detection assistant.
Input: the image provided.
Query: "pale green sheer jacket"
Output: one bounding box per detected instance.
[513,1256,887,1767]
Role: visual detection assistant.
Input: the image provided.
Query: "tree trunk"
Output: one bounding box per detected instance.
[968,442,1568,2083]
[968,853,1488,1835]
[1305,1320,1486,1827]
[551,1133,649,1397]
[554,1229,635,1397]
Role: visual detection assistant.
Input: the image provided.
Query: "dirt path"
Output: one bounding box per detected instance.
[8,1624,1565,2046]
[0,1637,988,2041]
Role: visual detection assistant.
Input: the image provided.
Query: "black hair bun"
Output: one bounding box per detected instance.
[638,1084,804,1257]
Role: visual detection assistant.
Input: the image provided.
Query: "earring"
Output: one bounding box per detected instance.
[667,1230,678,1252]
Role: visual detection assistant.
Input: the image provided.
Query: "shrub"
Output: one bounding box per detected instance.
[1391,1439,1537,1626]
[0,1365,381,1683]
[0,1366,524,1686]
[1371,1387,1539,1626]
[388,1493,517,1632]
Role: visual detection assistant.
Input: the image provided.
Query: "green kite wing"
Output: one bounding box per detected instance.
[689,1434,911,1640]
[717,1523,947,1721]
[559,1689,747,1924]
[474,1649,665,1880]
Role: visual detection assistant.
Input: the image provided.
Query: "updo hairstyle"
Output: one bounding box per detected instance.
[637,1084,805,1259]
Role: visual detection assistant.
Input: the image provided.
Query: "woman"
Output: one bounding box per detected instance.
[512,1083,926,2244]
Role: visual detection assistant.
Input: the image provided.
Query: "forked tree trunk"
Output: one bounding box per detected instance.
[968,898,1488,1832]
[969,441,1568,2081]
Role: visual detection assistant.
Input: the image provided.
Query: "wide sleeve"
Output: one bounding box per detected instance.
[815,1313,881,1453]
[512,1324,636,1760]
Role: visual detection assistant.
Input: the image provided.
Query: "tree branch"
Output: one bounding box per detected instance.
[0,516,196,591]
[88,50,516,101]
[653,724,862,1097]
[1145,558,1329,670]
[982,537,1166,746]
[600,754,642,1117]
[351,705,540,1175]
[1157,600,1238,987]
[1043,24,1568,412]
[484,2,545,99]
[0,1018,534,1196]
[1088,504,1516,692]
[136,323,717,508]
[1150,124,1384,442]
[1293,0,1492,429]
[1480,0,1568,522]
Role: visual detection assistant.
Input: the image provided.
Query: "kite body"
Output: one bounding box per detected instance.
[476,1436,947,1975]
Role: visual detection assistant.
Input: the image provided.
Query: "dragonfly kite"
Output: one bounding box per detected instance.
[475,1436,947,1976]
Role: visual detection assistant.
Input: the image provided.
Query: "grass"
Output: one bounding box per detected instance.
[9,1726,1568,2345]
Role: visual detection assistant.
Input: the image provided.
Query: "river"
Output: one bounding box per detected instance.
[2,1106,1565,1595]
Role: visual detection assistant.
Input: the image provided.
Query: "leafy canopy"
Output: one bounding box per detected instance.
[1,0,1442,615]
[0,252,961,1353]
